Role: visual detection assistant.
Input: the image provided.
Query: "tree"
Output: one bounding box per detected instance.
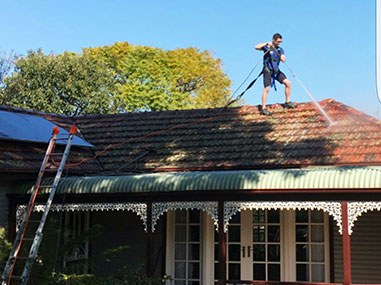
[1,43,233,115]
[1,50,115,115]
[0,50,18,88]
[84,42,232,111]
[0,227,12,273]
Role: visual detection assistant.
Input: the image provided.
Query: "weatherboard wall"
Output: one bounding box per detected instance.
[333,210,381,282]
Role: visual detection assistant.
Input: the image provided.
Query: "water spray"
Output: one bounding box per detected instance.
[283,62,336,126]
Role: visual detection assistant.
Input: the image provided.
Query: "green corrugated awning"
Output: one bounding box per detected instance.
[19,166,381,195]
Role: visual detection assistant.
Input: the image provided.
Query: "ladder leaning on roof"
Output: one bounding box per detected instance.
[1,125,78,285]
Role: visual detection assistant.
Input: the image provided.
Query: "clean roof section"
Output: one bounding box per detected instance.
[0,110,93,147]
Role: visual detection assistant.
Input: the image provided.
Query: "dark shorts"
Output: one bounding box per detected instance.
[263,69,287,87]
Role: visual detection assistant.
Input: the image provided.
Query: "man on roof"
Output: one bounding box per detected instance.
[255,33,296,115]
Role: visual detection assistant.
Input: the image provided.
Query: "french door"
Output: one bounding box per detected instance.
[214,209,282,281]
[214,209,330,282]
[167,209,330,284]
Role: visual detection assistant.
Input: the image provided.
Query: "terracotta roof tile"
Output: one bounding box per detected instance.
[70,100,381,172]
[1,99,380,174]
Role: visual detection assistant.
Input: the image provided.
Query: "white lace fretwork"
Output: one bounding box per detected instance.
[224,201,343,234]
[16,202,148,231]
[152,202,218,232]
[347,202,381,235]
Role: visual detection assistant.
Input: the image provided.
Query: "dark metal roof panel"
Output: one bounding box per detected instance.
[0,110,93,147]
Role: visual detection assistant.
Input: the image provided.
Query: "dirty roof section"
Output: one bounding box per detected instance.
[73,99,381,173]
[0,99,380,174]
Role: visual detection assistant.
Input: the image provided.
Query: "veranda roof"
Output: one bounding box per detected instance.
[20,166,381,195]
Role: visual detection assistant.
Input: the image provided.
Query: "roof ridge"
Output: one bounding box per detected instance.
[0,105,71,119]
[73,106,244,119]
[1,99,379,126]
[0,98,357,119]
[73,100,318,120]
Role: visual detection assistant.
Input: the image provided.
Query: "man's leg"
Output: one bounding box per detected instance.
[282,79,291,103]
[261,71,273,115]
[262,86,271,109]
[282,78,296,108]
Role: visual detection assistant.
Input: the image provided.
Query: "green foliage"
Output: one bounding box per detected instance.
[0,43,233,114]
[0,227,12,272]
[0,221,167,284]
[0,49,115,115]
[23,219,166,285]
[84,42,232,111]
[101,265,171,285]
[50,268,170,285]
[27,221,106,284]
[50,273,99,285]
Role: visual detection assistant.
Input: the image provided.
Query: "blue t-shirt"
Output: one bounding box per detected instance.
[262,45,284,71]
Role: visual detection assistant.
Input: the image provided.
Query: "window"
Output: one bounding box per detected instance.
[214,212,241,282]
[252,210,281,281]
[64,211,90,274]
[295,210,326,282]
[174,210,201,285]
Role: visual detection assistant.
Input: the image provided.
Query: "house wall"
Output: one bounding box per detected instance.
[0,181,18,229]
[333,210,381,283]
[0,184,8,229]
[90,210,165,277]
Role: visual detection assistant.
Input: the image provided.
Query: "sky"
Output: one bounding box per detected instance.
[1,0,380,117]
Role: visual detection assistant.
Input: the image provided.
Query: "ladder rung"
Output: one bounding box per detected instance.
[15,256,28,260]
[44,168,58,172]
[50,153,63,156]
[22,238,34,242]
[39,185,52,188]
[10,276,22,281]
[8,255,28,261]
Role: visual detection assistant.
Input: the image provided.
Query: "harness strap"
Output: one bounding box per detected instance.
[271,72,278,91]
[225,70,264,108]
[264,46,281,91]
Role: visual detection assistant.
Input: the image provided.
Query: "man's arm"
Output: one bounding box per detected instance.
[279,48,286,62]
[255,42,272,50]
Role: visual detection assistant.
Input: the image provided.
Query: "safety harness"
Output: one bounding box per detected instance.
[218,46,280,112]
[264,46,282,90]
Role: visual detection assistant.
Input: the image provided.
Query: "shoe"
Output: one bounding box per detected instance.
[284,102,296,109]
[260,108,272,116]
